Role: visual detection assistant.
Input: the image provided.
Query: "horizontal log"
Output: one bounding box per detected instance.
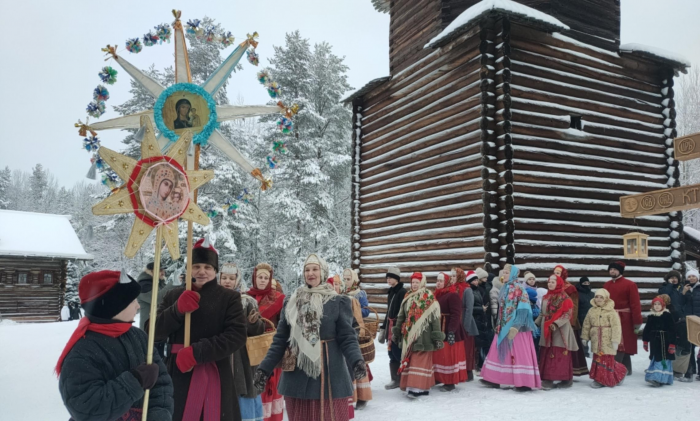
[511,219,668,236]
[511,207,668,229]
[510,170,666,194]
[362,164,482,197]
[362,175,482,209]
[361,191,481,222]
[362,184,481,213]
[361,224,485,246]
[360,214,482,240]
[361,238,485,257]
[360,202,482,228]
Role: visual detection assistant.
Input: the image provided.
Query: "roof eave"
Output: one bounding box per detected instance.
[618,50,689,74]
[0,252,94,260]
[341,76,392,104]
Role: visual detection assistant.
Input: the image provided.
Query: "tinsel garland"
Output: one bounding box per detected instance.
[266,156,278,169]
[126,38,143,53]
[246,49,259,66]
[93,85,110,101]
[221,31,235,47]
[277,117,293,134]
[86,101,106,118]
[153,83,218,146]
[83,136,100,152]
[98,66,118,85]
[155,23,172,43]
[143,31,159,47]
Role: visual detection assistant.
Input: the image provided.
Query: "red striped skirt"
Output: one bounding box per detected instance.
[590,354,627,387]
[433,341,467,385]
[400,351,435,392]
[262,368,284,421]
[285,397,350,421]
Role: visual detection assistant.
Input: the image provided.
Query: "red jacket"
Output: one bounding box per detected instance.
[437,291,467,343]
[603,276,643,355]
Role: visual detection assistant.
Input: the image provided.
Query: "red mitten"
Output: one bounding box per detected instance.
[643,341,649,352]
[668,344,676,355]
[176,346,197,373]
[177,290,200,314]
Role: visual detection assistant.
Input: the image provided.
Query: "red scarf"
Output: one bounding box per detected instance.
[55,317,132,376]
[543,275,573,343]
[451,268,470,297]
[247,280,285,321]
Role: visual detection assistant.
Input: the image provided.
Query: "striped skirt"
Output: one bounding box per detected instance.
[590,354,627,387]
[481,332,542,389]
[433,341,467,385]
[285,397,350,421]
[352,372,373,402]
[239,396,264,421]
[645,359,674,385]
[400,351,436,392]
[262,368,284,421]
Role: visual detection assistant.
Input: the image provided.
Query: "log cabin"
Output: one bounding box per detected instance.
[345,0,690,318]
[0,210,92,322]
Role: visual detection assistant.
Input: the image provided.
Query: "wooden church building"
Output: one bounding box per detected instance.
[345,0,690,315]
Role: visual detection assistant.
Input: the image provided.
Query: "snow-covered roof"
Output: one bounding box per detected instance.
[0,210,93,260]
[426,0,569,49]
[619,43,690,72]
[684,226,700,244]
[371,0,389,13]
[342,76,391,104]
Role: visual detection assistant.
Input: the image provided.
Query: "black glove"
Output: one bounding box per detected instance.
[130,363,159,390]
[446,331,455,346]
[254,369,269,395]
[434,340,444,350]
[353,360,367,380]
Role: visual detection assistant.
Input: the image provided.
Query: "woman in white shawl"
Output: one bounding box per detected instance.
[255,254,366,421]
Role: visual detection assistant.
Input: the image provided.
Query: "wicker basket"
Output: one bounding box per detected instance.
[246,318,276,366]
[359,326,375,364]
[362,306,380,339]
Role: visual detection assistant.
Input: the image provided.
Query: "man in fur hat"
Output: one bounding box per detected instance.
[603,261,642,375]
[155,237,247,421]
[378,266,406,390]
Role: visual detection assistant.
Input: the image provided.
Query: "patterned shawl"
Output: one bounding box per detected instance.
[496,265,537,360]
[543,275,573,343]
[399,272,441,361]
[247,265,285,321]
[451,267,470,297]
[343,268,362,297]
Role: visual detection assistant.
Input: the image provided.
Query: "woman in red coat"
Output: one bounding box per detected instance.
[433,272,468,391]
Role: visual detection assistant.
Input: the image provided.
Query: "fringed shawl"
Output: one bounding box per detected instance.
[496,265,537,361]
[543,275,573,343]
[399,273,441,361]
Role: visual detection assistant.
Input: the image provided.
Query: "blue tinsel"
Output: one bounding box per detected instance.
[155,24,171,43]
[186,19,201,35]
[83,136,100,152]
[143,32,159,47]
[86,101,106,118]
[153,83,218,146]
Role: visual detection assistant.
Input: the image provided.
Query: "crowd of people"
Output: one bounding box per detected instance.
[54,242,700,421]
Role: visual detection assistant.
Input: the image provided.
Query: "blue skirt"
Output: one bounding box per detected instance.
[239,396,263,421]
[645,359,674,385]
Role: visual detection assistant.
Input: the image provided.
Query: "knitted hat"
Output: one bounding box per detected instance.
[79,270,141,319]
[193,236,219,272]
[475,267,489,280]
[386,266,401,281]
[579,276,590,284]
[220,263,239,276]
[465,270,478,284]
[686,268,699,280]
[523,271,536,281]
[608,261,626,275]
[651,296,666,310]
[664,270,681,282]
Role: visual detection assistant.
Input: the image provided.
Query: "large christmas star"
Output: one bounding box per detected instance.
[92,116,212,259]
[86,10,278,187]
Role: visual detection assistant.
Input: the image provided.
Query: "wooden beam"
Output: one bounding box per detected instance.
[620,183,700,217]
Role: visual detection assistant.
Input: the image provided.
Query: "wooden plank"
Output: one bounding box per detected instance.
[673,132,700,162]
[620,183,700,217]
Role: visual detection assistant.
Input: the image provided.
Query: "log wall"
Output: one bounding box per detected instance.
[0,256,66,321]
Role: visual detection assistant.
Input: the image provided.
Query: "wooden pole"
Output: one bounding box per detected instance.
[142,225,164,421]
[184,144,201,347]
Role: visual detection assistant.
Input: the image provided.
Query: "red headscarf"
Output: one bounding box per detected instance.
[451,268,470,296]
[247,266,285,321]
[554,264,577,297]
[543,275,573,343]
[434,272,454,299]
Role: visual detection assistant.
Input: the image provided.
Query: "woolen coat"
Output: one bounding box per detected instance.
[535,298,579,351]
[642,311,676,362]
[155,280,247,421]
[437,291,466,342]
[136,271,174,330]
[580,298,622,356]
[232,295,265,398]
[59,325,173,421]
[259,294,363,400]
[682,282,700,318]
[461,287,479,336]
[603,276,643,355]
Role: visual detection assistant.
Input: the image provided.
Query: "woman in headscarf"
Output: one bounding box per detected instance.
[433,272,468,391]
[553,265,589,377]
[343,269,369,318]
[221,263,266,421]
[451,268,479,381]
[255,255,365,421]
[480,264,541,391]
[391,272,445,399]
[247,263,285,421]
[535,274,578,390]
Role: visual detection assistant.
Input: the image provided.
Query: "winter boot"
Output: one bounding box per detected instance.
[407,391,428,399]
[479,379,500,388]
[467,370,474,382]
[589,381,604,389]
[514,386,532,392]
[556,380,573,389]
[440,384,456,392]
[541,380,555,391]
[355,400,368,410]
[385,361,401,390]
[646,379,662,387]
[678,375,693,383]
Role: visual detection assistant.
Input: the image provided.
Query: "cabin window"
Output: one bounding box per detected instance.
[570,115,582,130]
[17,273,27,284]
[43,273,53,284]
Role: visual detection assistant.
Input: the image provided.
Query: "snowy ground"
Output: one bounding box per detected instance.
[0,319,695,421]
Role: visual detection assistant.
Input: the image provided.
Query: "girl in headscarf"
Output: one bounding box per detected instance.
[433,272,468,390]
[221,263,266,421]
[553,264,589,377]
[343,269,369,318]
[642,296,676,386]
[581,288,627,388]
[535,275,578,390]
[256,254,365,421]
[392,272,445,399]
[451,268,479,381]
[480,264,541,391]
[247,263,285,421]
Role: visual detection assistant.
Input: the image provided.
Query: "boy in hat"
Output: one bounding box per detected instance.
[378,266,406,390]
[57,270,173,421]
[155,237,247,421]
[603,261,642,375]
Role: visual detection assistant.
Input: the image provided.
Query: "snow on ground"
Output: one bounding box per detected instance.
[0,318,695,421]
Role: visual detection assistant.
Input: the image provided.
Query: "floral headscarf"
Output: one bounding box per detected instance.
[342,268,361,297]
[399,272,441,361]
[543,275,573,343]
[496,265,537,360]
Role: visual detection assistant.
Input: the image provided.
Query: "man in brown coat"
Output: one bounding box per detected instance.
[155,237,247,421]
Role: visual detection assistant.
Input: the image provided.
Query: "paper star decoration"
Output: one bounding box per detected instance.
[86,10,277,188]
[92,116,213,259]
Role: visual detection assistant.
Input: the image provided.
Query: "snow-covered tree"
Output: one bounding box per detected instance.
[29,164,47,204]
[0,166,11,209]
[677,67,700,227]
[64,261,81,305]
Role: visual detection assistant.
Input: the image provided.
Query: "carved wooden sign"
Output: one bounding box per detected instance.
[673,132,700,162]
[620,183,700,217]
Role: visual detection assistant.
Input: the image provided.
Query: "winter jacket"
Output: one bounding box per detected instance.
[155,280,247,421]
[581,294,621,356]
[525,286,539,319]
[259,295,363,400]
[137,271,174,330]
[658,282,684,321]
[575,284,595,327]
[232,294,265,398]
[381,281,407,330]
[643,310,676,362]
[393,296,445,353]
[603,276,643,355]
[462,287,479,336]
[535,298,579,352]
[682,282,700,317]
[59,323,173,421]
[437,291,467,343]
[489,276,503,327]
[352,289,371,318]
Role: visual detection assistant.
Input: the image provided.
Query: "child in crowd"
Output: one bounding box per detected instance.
[643,296,676,386]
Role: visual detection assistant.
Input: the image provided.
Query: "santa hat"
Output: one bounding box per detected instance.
[220,263,239,276]
[193,236,219,272]
[475,267,489,280]
[465,270,478,284]
[608,261,626,275]
[80,270,141,319]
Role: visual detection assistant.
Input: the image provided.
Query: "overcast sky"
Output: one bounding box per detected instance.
[1,0,698,188]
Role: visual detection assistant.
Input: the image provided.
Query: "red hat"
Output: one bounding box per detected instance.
[553,265,569,281]
[465,270,478,283]
[651,296,666,310]
[608,261,626,275]
[79,270,141,319]
[410,272,422,281]
[326,277,335,285]
[193,236,219,272]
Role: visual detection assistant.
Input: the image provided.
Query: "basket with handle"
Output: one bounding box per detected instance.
[358,326,375,364]
[246,318,276,366]
[362,306,380,339]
